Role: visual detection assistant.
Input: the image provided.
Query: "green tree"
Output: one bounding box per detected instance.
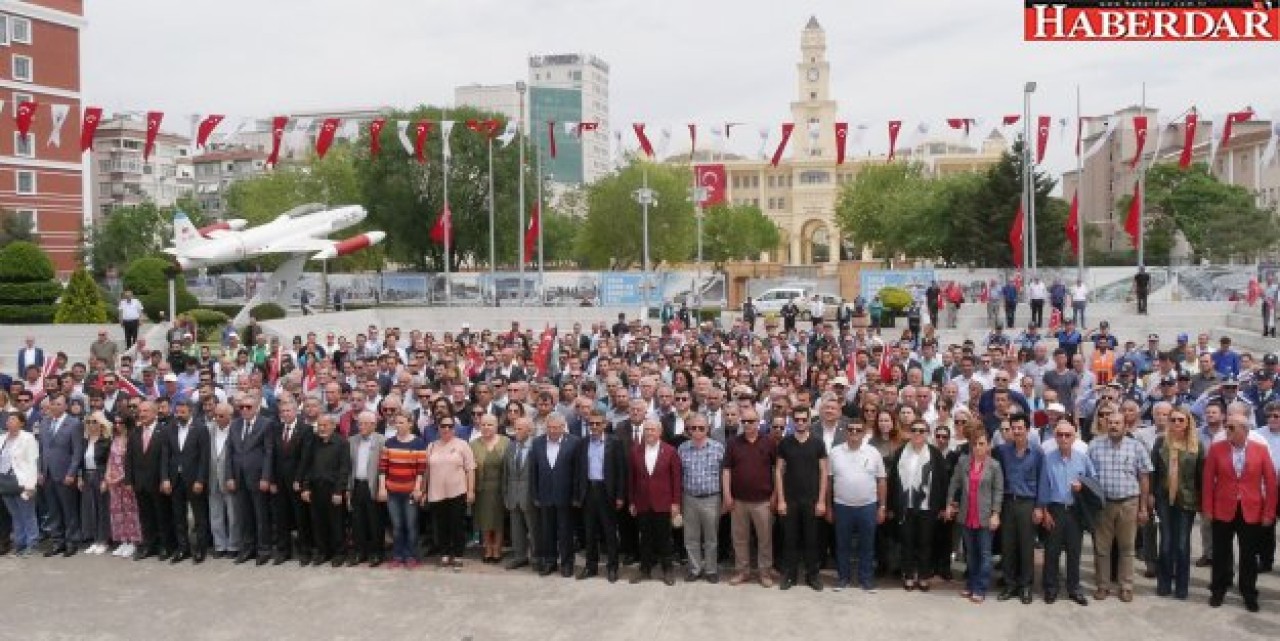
[0,209,37,247]
[355,106,527,271]
[701,203,780,266]
[540,213,584,268]
[85,202,175,277]
[1133,163,1280,263]
[0,241,60,323]
[833,163,938,260]
[576,161,695,269]
[123,256,198,322]
[54,268,109,323]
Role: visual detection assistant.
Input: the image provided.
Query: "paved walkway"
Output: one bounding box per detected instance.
[2,552,1277,640]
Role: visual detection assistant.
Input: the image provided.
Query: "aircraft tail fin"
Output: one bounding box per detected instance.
[172,211,203,251]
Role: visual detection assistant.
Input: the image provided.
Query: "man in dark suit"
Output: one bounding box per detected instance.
[614,398,648,564]
[160,400,210,563]
[16,335,44,378]
[530,412,581,577]
[1203,416,1277,613]
[576,408,627,582]
[38,394,84,557]
[271,395,313,565]
[628,418,682,586]
[227,391,276,565]
[126,399,171,560]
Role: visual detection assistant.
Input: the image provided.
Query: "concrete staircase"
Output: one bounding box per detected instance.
[0,322,170,377]
[1221,302,1280,355]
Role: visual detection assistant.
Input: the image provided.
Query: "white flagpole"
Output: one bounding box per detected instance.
[488,133,496,306]
[443,108,451,304]
[1077,86,1086,281]
[536,130,545,305]
[1137,84,1146,269]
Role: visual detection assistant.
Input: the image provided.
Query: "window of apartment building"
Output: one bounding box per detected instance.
[11,54,31,82]
[13,209,36,232]
[0,15,8,46]
[571,70,582,82]
[13,132,33,158]
[767,175,775,188]
[751,175,760,188]
[800,170,830,185]
[10,16,30,44]
[98,182,111,196]
[777,197,786,210]
[752,198,759,207]
[15,169,36,195]
[767,197,776,210]
[121,139,141,150]
[11,91,30,115]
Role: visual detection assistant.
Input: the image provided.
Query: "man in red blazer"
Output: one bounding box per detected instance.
[1202,416,1278,613]
[628,418,682,586]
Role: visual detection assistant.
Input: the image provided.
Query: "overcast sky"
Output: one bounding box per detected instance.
[84,0,1280,177]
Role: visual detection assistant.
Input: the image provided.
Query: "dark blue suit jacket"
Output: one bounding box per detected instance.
[530,433,581,508]
[16,347,43,377]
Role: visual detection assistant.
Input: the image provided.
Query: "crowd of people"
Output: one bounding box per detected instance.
[0,303,1276,614]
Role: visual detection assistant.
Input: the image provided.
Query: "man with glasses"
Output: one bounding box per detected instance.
[299,415,351,567]
[1252,401,1280,572]
[1088,412,1152,603]
[723,408,777,587]
[677,413,726,583]
[40,394,85,557]
[227,392,276,565]
[503,416,539,571]
[575,409,626,582]
[1037,418,1095,605]
[828,418,886,593]
[1204,415,1277,612]
[776,407,829,591]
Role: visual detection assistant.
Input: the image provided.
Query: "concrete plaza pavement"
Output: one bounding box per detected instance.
[2,551,1278,640]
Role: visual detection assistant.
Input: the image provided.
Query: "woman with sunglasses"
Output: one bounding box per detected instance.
[887,419,949,591]
[929,423,958,581]
[424,414,476,571]
[78,411,113,554]
[105,414,142,558]
[469,413,509,564]
[1150,406,1202,599]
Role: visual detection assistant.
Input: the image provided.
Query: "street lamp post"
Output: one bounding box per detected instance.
[632,167,657,321]
[691,185,707,320]
[1023,81,1038,273]
[516,81,527,306]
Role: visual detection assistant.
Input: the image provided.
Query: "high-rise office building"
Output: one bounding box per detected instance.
[527,53,610,185]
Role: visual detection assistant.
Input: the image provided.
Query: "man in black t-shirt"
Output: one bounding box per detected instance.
[776,406,829,591]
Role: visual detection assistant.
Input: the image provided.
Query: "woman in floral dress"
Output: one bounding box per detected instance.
[105,414,141,557]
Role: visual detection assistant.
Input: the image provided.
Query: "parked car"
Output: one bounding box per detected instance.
[752,287,843,320]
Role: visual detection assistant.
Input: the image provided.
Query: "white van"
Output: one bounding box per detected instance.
[752,287,842,320]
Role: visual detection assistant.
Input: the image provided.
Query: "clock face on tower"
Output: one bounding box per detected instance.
[807,67,819,82]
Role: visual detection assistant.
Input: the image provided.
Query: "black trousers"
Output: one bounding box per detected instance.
[1211,507,1264,602]
[1030,299,1045,326]
[432,494,467,558]
[122,319,140,348]
[1042,503,1084,596]
[1136,292,1149,314]
[931,518,956,578]
[617,503,639,558]
[0,496,11,546]
[1002,498,1036,590]
[899,509,936,579]
[46,481,80,546]
[170,475,209,554]
[236,475,272,554]
[350,482,381,558]
[582,482,619,571]
[538,504,575,568]
[1259,492,1279,568]
[637,511,673,573]
[781,498,820,579]
[273,480,312,555]
[308,481,344,559]
[135,485,172,553]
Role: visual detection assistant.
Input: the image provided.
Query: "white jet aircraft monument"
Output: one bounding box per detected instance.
[164,203,385,325]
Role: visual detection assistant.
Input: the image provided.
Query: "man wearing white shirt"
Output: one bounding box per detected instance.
[829,420,887,592]
[118,290,144,349]
[1028,277,1049,328]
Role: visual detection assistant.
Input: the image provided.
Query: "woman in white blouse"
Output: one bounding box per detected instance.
[886,419,950,592]
[1,412,41,556]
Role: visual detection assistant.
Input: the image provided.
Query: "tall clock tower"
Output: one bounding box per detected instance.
[791,16,838,159]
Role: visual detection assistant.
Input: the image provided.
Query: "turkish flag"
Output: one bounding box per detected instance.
[1179,113,1198,169]
[1221,109,1254,150]
[1009,203,1025,268]
[369,118,386,157]
[576,121,599,137]
[1002,115,1021,126]
[524,202,540,261]
[695,164,726,207]
[80,106,103,152]
[465,119,500,138]
[196,114,224,149]
[771,123,794,167]
[887,120,902,162]
[414,120,432,164]
[15,101,37,137]
[430,204,453,246]
[315,118,341,159]
[1066,193,1080,257]
[143,111,164,162]
[946,118,971,137]
[267,116,288,167]
[546,121,558,158]
[633,123,655,157]
[533,325,556,376]
[1130,115,1148,169]
[1124,180,1141,248]
[1035,115,1051,164]
[834,122,848,165]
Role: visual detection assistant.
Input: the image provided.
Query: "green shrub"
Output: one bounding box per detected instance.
[249,302,287,321]
[0,304,57,323]
[54,268,109,323]
[188,308,230,342]
[124,257,196,322]
[0,281,62,304]
[139,290,198,323]
[695,308,722,324]
[0,241,55,282]
[878,287,913,312]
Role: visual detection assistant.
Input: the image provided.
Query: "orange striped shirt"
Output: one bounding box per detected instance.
[379,436,427,494]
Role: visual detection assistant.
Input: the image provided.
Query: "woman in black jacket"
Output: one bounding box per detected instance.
[79,411,114,554]
[887,418,950,591]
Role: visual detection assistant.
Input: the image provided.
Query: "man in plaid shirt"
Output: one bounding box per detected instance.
[1087,412,1152,604]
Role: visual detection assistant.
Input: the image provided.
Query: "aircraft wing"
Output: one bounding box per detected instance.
[259,237,337,255]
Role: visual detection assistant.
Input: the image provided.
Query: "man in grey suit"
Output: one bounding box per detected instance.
[206,402,239,558]
[40,394,85,556]
[227,392,275,565]
[503,416,539,570]
[814,398,847,569]
[347,411,385,567]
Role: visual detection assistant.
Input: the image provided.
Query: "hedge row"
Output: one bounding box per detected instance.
[0,280,62,304]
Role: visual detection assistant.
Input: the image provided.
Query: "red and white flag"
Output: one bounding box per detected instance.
[524,202,540,261]
[1220,108,1254,150]
[887,120,902,161]
[115,372,142,398]
[770,123,794,167]
[533,325,556,377]
[946,118,973,137]
[267,116,288,167]
[1002,114,1021,126]
[143,111,164,161]
[430,204,453,246]
[546,121,557,158]
[15,100,37,137]
[1130,115,1148,169]
[1009,203,1025,268]
[1035,115,1051,164]
[466,119,501,138]
[694,164,726,207]
[1124,181,1141,248]
[414,120,432,164]
[1066,192,1080,257]
[1179,112,1198,169]
[80,106,103,152]
[196,114,224,149]
[369,118,386,157]
[315,117,341,159]
[834,122,849,165]
[632,123,655,158]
